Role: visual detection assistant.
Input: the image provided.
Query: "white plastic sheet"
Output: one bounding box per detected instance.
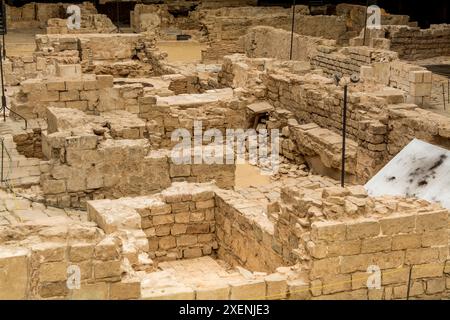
[365,139,450,210]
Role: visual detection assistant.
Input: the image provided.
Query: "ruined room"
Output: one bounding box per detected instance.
[0,0,449,301]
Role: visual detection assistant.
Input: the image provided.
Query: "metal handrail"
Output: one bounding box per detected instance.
[0,136,13,187]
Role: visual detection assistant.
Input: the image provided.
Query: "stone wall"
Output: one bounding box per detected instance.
[241,26,335,62]
[362,61,433,106]
[353,24,450,60]
[0,224,138,300]
[6,2,97,29]
[12,74,114,119]
[280,183,450,299]
[138,88,248,148]
[88,183,217,261]
[46,14,117,34]
[41,128,235,208]
[214,189,285,273]
[219,54,450,183]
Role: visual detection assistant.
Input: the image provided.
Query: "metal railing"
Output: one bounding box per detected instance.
[0,136,13,188]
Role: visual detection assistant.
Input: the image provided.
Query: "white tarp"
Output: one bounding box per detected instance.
[365,139,450,210]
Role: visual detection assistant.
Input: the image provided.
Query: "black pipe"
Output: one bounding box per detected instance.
[289,0,296,60]
[1,0,5,59]
[444,83,447,110]
[0,42,5,122]
[1,140,3,183]
[341,84,348,187]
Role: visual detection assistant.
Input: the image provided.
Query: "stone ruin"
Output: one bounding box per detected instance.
[0,1,449,300]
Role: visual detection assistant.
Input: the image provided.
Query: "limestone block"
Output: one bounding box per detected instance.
[229,279,266,300]
[93,260,121,279]
[70,282,109,300]
[109,279,141,300]
[379,214,416,235]
[265,273,288,299]
[196,284,230,300]
[69,243,94,262]
[0,247,30,299]
[346,219,380,240]
[311,221,346,242]
[39,261,69,282]
[56,64,82,78]
[31,242,66,263]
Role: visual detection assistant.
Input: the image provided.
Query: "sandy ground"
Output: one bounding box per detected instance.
[156,40,206,64]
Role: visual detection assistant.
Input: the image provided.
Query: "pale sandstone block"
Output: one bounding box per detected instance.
[94,237,120,261]
[70,282,109,300]
[393,285,407,299]
[183,248,203,258]
[150,204,172,215]
[411,263,443,279]
[42,179,66,194]
[405,247,439,264]
[322,274,351,295]
[229,279,266,300]
[31,242,66,263]
[171,224,187,235]
[96,75,114,89]
[346,219,380,240]
[153,214,174,226]
[351,271,370,290]
[311,221,346,242]
[391,234,421,250]
[175,212,190,223]
[416,211,448,232]
[65,80,84,91]
[196,199,215,209]
[110,279,141,300]
[380,215,416,235]
[190,210,205,222]
[94,260,121,279]
[159,236,176,250]
[39,281,69,298]
[177,234,197,247]
[39,261,68,282]
[288,279,311,300]
[60,90,80,102]
[381,267,409,285]
[310,279,322,297]
[265,273,288,299]
[425,278,445,294]
[0,247,30,299]
[422,229,448,247]
[143,287,195,300]
[361,236,392,253]
[310,257,340,279]
[327,239,361,257]
[195,284,230,300]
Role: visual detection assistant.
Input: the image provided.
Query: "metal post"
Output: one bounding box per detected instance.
[1,0,5,59]
[289,0,296,60]
[2,34,5,59]
[341,84,348,187]
[443,83,447,111]
[0,41,5,121]
[362,0,369,46]
[1,141,4,183]
[406,266,413,300]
